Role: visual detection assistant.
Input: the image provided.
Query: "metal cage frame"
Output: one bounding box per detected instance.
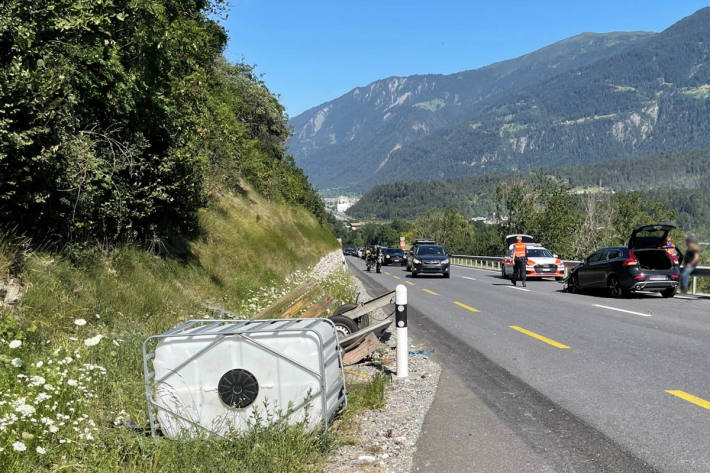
[142,318,347,438]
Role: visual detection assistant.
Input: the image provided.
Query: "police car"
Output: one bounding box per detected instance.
[501,235,565,281]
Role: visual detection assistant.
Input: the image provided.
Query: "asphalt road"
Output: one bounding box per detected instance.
[347,256,710,473]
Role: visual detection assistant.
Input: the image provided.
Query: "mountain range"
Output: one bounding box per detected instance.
[288,7,710,193]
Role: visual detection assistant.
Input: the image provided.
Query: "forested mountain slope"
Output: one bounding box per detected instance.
[288,31,653,192]
[347,149,710,219]
[291,7,710,193]
[378,7,710,184]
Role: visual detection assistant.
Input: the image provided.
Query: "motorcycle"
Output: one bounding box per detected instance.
[366,252,383,273]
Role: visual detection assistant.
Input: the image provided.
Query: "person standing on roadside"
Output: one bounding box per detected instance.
[681,237,700,294]
[509,235,528,287]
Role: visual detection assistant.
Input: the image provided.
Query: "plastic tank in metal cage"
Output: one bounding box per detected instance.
[142,318,347,438]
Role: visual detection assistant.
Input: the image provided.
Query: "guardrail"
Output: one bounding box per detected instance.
[450,255,710,295]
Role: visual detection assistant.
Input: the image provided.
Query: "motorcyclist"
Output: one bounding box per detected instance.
[365,244,383,273]
[373,243,383,273]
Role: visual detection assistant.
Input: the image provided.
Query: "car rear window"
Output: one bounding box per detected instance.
[386,249,403,255]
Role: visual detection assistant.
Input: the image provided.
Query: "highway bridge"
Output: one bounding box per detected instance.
[348,256,710,473]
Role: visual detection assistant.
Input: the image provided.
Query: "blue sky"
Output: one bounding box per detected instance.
[222,1,709,117]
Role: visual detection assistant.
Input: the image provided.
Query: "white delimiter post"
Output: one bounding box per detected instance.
[395,284,408,378]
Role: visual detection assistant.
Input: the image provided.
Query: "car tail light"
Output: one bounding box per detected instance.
[623,251,639,267]
[634,274,646,280]
[671,274,679,279]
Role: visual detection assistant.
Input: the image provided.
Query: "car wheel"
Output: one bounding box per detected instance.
[332,303,357,317]
[329,315,360,340]
[607,276,626,298]
[567,274,579,293]
[555,276,564,282]
[333,302,369,327]
[661,287,677,298]
[444,271,450,279]
[501,267,507,279]
[411,270,418,278]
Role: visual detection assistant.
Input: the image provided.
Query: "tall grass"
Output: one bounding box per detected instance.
[0,188,348,472]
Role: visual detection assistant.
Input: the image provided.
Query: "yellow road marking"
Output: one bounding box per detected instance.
[422,289,439,296]
[509,326,570,349]
[406,281,415,286]
[666,390,710,410]
[453,301,480,313]
[392,275,401,280]
[385,271,391,275]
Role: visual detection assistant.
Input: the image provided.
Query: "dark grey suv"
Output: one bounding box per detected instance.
[410,244,451,278]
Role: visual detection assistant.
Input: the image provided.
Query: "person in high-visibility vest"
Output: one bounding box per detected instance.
[509,235,528,287]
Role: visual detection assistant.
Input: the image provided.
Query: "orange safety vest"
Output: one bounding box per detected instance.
[513,242,526,258]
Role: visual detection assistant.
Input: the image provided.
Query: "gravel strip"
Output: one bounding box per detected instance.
[311,249,348,280]
[321,267,441,473]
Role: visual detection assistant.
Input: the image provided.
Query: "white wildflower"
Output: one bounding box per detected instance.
[34,361,44,368]
[29,375,46,387]
[35,392,51,403]
[36,446,46,455]
[66,379,78,387]
[12,441,26,452]
[73,318,87,326]
[8,340,22,349]
[15,403,35,417]
[94,313,100,319]
[48,425,59,433]
[11,358,22,368]
[83,335,103,347]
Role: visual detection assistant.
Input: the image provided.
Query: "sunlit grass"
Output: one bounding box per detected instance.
[0,188,358,472]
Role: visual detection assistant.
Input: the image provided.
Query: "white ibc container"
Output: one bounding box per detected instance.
[142,319,346,439]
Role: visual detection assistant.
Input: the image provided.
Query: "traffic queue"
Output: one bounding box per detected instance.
[345,224,700,299]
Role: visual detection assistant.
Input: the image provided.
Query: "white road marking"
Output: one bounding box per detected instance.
[505,286,531,292]
[593,304,652,317]
[674,295,696,300]
[462,276,476,281]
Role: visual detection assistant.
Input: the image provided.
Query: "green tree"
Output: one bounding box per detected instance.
[0,0,327,245]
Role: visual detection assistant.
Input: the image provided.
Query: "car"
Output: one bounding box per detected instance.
[410,244,450,278]
[501,236,565,281]
[567,224,681,298]
[343,247,355,256]
[382,247,405,266]
[406,239,437,271]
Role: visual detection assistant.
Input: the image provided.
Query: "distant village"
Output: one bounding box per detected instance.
[323,196,360,214]
[324,195,504,230]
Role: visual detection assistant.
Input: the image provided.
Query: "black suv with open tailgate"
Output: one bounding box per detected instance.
[567,224,681,298]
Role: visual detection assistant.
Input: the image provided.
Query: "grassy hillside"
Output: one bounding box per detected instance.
[0,188,347,472]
